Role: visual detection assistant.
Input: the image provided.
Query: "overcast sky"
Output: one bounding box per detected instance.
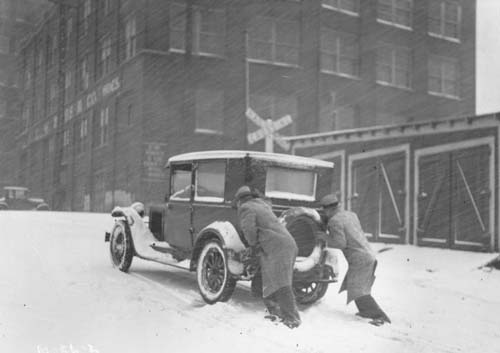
[476,0,500,115]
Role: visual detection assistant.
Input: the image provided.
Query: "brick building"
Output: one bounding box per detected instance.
[17,0,476,211]
[0,0,51,186]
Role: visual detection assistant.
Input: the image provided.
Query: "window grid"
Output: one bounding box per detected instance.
[429,1,461,41]
[376,44,412,89]
[193,8,225,56]
[99,107,109,146]
[248,16,299,66]
[377,0,412,29]
[169,2,186,52]
[320,28,359,77]
[428,56,459,98]
[125,17,137,60]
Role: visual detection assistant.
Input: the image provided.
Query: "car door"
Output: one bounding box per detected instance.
[165,163,194,251]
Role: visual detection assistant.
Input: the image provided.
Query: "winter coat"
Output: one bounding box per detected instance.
[237,198,298,298]
[325,209,377,303]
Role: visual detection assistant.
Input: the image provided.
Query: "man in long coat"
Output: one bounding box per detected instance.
[234,186,301,328]
[318,194,391,325]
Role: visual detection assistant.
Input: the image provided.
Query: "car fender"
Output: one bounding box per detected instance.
[191,221,246,275]
[0,201,7,210]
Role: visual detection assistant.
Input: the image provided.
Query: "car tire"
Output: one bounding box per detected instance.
[109,220,134,272]
[293,281,329,305]
[196,239,236,304]
[0,203,7,210]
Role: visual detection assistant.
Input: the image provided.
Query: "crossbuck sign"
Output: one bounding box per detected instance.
[246,107,292,152]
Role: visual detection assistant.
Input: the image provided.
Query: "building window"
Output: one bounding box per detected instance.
[377,0,412,29]
[429,1,461,41]
[0,69,7,86]
[195,88,224,134]
[249,94,297,137]
[102,0,112,16]
[48,82,58,114]
[0,100,5,117]
[35,45,43,75]
[125,16,136,60]
[62,128,71,162]
[320,28,359,77]
[428,55,459,98]
[322,0,359,15]
[99,107,109,146]
[193,8,225,56]
[98,36,112,77]
[66,17,73,49]
[248,16,300,66]
[319,92,357,131]
[0,35,9,53]
[24,67,32,88]
[376,44,411,89]
[169,4,225,56]
[47,35,57,68]
[81,0,91,37]
[75,117,88,155]
[79,56,89,91]
[169,2,185,52]
[65,70,72,89]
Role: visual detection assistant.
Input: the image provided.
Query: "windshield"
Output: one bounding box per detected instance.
[265,166,317,201]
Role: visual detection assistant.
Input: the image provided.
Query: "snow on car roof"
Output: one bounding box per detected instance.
[167,150,334,168]
[4,186,29,190]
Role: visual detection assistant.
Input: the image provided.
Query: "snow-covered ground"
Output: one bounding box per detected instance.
[1,211,499,353]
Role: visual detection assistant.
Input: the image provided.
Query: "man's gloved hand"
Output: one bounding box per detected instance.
[239,246,261,267]
[314,230,329,247]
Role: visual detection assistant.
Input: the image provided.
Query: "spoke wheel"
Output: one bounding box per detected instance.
[109,221,134,272]
[197,239,236,304]
[293,281,328,305]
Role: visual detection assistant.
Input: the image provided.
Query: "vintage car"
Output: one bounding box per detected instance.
[0,186,50,210]
[105,150,338,305]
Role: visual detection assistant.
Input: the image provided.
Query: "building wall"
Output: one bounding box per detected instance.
[0,0,51,187]
[17,0,477,211]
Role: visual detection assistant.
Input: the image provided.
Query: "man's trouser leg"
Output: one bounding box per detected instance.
[263,292,281,317]
[274,286,301,327]
[355,295,391,323]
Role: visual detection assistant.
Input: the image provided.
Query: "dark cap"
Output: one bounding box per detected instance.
[232,185,252,207]
[319,194,339,208]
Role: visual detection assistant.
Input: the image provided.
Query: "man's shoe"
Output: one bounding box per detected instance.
[282,319,301,329]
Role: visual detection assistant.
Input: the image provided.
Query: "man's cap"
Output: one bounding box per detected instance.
[319,194,339,208]
[233,186,252,203]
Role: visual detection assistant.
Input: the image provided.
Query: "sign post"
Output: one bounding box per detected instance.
[245,108,292,153]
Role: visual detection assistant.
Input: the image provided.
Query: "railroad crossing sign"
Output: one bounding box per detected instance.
[246,107,292,152]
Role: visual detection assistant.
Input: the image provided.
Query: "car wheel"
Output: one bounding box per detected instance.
[36,203,49,211]
[109,220,134,272]
[0,203,7,210]
[196,239,236,304]
[293,281,328,305]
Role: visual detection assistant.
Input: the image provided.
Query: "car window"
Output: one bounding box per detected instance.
[170,165,192,201]
[265,166,317,201]
[195,161,226,203]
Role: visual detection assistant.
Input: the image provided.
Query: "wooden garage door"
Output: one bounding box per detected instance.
[350,151,406,243]
[417,145,491,250]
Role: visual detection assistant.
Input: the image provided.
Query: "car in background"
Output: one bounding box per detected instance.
[0,186,50,210]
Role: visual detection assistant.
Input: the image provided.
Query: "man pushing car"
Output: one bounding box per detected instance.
[233,186,301,329]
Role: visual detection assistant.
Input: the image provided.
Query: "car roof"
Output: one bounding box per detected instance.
[167,150,334,168]
[4,186,28,191]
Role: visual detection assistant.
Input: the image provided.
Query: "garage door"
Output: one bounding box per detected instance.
[350,148,407,243]
[416,143,492,251]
